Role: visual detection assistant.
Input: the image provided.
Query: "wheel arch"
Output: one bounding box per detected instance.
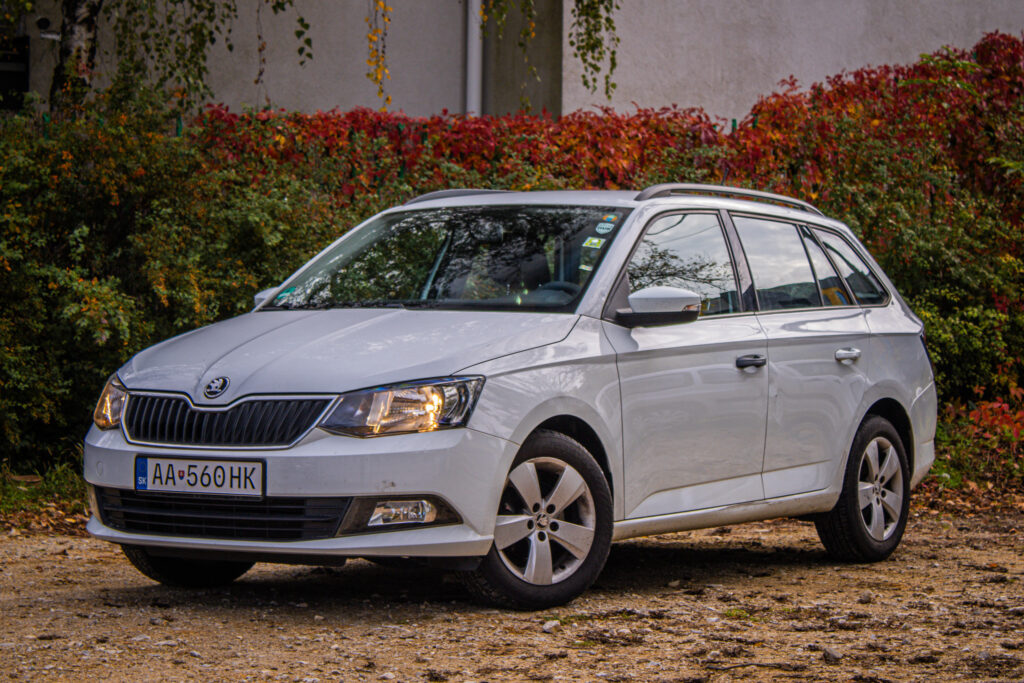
[862,397,914,473]
[531,415,614,499]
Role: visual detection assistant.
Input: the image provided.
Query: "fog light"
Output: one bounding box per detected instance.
[368,499,437,527]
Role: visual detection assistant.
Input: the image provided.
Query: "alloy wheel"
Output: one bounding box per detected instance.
[857,436,904,542]
[494,457,597,585]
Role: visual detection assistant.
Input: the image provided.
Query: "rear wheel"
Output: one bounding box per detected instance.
[815,415,910,562]
[122,546,254,588]
[462,429,612,609]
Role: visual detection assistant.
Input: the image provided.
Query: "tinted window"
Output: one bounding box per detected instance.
[802,227,852,306]
[815,230,887,305]
[267,206,631,312]
[626,213,739,316]
[734,216,820,310]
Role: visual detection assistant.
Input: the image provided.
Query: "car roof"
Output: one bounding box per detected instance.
[394,186,849,232]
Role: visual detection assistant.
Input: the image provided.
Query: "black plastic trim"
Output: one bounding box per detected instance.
[615,308,700,328]
[718,210,759,311]
[735,354,767,368]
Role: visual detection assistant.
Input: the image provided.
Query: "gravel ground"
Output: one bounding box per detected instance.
[1,509,1022,682]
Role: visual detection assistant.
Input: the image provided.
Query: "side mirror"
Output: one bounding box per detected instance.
[253,287,277,308]
[616,286,701,327]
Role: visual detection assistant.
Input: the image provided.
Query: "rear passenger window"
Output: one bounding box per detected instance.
[801,227,852,306]
[627,213,740,316]
[733,216,820,311]
[814,230,888,305]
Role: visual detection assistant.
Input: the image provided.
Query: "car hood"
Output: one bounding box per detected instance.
[119,309,579,404]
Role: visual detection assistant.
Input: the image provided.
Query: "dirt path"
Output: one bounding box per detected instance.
[2,509,1022,682]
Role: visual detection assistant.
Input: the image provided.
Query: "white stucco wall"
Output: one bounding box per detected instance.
[561,0,1024,122]
[202,1,467,115]
[26,0,469,116]
[21,0,1024,118]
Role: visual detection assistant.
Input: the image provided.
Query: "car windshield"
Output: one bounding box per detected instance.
[264,205,631,312]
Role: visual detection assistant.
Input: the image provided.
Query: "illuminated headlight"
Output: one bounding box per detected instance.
[318,377,484,437]
[92,375,127,430]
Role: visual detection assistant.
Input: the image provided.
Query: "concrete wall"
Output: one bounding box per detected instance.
[561,0,1024,122]
[202,1,466,115]
[483,0,564,116]
[19,0,1024,118]
[25,0,469,116]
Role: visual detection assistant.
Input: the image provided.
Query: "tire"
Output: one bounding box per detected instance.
[815,415,910,562]
[461,429,613,610]
[121,546,254,588]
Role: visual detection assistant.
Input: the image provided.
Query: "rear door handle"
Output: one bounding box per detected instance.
[835,347,862,363]
[736,354,767,369]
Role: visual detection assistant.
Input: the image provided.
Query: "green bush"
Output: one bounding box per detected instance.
[0,90,351,471]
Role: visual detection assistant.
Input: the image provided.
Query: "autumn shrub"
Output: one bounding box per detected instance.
[0,86,349,471]
[934,388,1024,491]
[1,33,1023,488]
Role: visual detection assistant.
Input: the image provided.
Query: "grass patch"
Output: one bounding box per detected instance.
[723,608,752,620]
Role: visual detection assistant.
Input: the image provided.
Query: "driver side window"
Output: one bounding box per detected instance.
[626,212,740,316]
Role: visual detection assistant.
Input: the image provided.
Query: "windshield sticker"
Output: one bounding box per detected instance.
[583,237,606,249]
[579,264,594,271]
[273,287,296,301]
[594,222,615,234]
[601,214,619,222]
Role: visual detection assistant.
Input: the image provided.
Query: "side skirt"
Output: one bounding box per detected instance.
[612,489,839,542]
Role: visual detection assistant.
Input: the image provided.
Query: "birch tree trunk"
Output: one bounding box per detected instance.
[49,0,104,113]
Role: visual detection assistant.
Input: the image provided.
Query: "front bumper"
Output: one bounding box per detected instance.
[83,424,517,558]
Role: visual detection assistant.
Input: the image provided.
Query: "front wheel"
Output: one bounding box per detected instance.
[815,415,910,562]
[462,430,613,609]
[122,546,254,588]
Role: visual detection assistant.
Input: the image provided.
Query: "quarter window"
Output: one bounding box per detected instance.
[814,230,888,305]
[802,227,852,306]
[626,213,740,316]
[734,216,820,311]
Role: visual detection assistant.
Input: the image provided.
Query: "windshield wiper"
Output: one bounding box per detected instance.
[266,299,451,311]
[314,299,407,310]
[400,299,447,309]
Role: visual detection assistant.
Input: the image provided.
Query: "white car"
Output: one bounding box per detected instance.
[84,184,936,608]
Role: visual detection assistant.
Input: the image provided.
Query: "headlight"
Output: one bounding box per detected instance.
[319,377,484,437]
[93,374,127,430]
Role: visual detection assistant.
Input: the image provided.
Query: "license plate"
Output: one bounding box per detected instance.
[135,457,263,496]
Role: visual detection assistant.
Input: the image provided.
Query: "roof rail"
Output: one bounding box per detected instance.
[404,189,512,206]
[634,183,824,216]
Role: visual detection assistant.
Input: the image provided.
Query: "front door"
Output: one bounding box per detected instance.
[605,211,769,518]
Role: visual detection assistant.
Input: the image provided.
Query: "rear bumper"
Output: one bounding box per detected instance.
[910,381,938,488]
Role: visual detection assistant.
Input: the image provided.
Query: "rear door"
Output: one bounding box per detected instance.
[731,215,870,498]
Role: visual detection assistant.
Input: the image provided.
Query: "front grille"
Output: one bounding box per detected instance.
[97,488,350,541]
[123,395,331,447]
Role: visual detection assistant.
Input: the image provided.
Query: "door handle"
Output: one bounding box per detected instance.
[835,347,862,363]
[736,354,767,369]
